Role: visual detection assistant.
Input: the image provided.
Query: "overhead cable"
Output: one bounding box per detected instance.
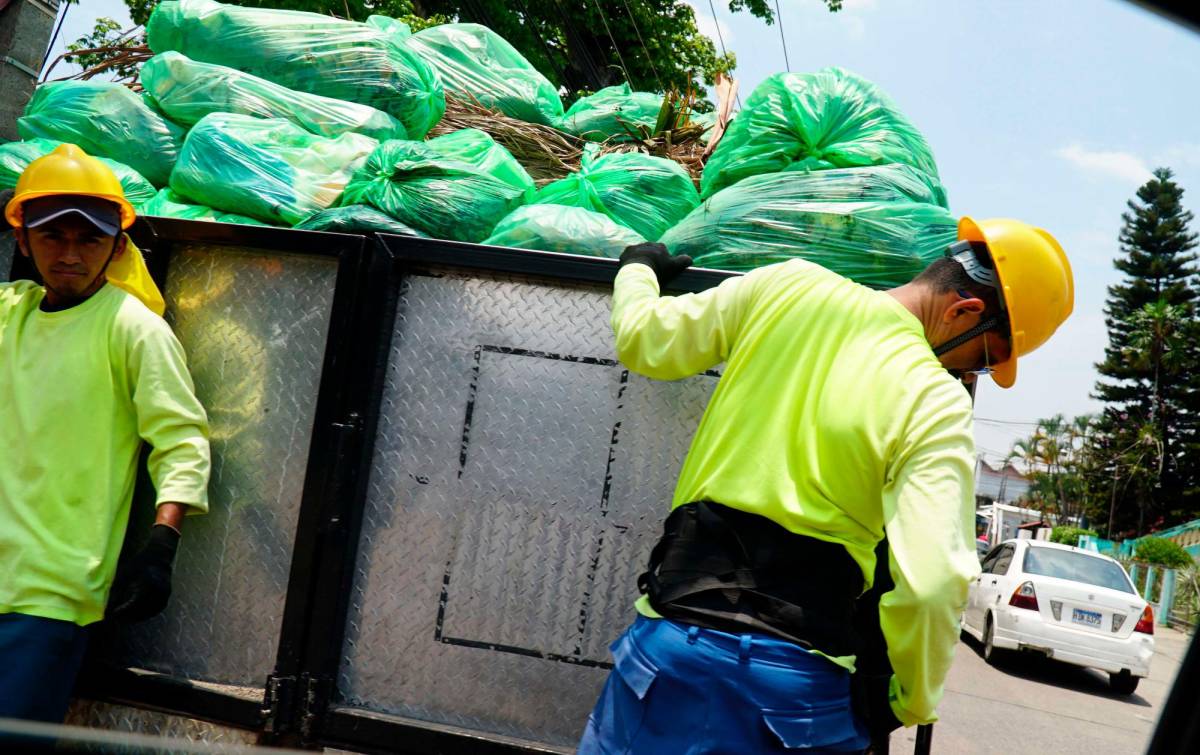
[621,0,664,92]
[773,0,791,72]
[706,0,742,109]
[589,0,635,88]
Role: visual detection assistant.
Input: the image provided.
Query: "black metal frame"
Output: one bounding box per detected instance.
[57,223,734,753]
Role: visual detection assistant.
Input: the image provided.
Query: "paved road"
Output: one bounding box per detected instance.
[887,626,1192,755]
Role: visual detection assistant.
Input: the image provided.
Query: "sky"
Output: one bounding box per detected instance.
[41,0,1200,467]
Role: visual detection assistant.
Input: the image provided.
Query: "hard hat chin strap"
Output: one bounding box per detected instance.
[932,316,1002,357]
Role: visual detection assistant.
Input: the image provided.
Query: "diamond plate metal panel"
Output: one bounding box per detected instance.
[66,700,260,747]
[339,270,719,747]
[95,244,338,688]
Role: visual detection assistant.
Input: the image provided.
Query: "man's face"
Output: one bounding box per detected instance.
[16,213,124,305]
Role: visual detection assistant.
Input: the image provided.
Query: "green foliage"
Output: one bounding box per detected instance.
[1134,537,1194,569]
[1049,526,1098,546]
[1092,168,1200,536]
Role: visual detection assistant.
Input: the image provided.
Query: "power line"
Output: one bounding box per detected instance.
[973,417,1045,426]
[589,0,634,88]
[40,1,72,75]
[706,0,742,109]
[621,0,664,92]
[773,0,791,72]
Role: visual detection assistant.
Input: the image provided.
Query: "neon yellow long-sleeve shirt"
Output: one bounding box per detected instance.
[612,261,980,726]
[0,281,210,626]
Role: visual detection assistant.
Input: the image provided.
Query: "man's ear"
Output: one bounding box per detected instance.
[943,294,986,323]
[112,232,128,259]
[13,227,30,258]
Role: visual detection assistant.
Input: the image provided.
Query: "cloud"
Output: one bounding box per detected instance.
[1055,143,1154,184]
[1152,143,1200,171]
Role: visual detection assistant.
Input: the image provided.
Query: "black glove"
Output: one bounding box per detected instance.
[851,672,904,748]
[108,524,180,623]
[618,242,692,287]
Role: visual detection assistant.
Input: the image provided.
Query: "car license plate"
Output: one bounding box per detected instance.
[1072,608,1102,627]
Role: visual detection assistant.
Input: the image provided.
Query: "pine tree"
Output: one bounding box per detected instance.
[1093,167,1199,535]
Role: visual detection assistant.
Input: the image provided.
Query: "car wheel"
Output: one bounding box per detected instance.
[1109,671,1139,696]
[983,614,1002,666]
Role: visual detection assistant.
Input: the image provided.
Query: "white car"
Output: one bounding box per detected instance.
[961,538,1155,695]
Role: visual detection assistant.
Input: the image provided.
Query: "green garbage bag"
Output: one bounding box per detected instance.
[533,145,699,241]
[660,168,958,289]
[558,84,663,142]
[365,14,411,40]
[147,0,443,138]
[171,113,376,226]
[294,205,423,236]
[483,204,644,257]
[0,139,157,208]
[141,51,407,142]
[700,68,943,200]
[423,128,535,200]
[340,129,531,242]
[16,81,185,187]
[140,187,272,226]
[403,23,562,125]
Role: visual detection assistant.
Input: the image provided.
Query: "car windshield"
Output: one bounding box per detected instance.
[1022,547,1135,594]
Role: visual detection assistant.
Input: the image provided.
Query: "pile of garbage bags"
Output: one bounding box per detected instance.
[2,0,960,290]
[484,205,645,256]
[339,129,531,242]
[1,139,156,207]
[146,0,444,138]
[17,81,184,187]
[661,167,957,289]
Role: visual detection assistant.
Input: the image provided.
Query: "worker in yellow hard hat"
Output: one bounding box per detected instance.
[580,219,1072,753]
[0,144,210,722]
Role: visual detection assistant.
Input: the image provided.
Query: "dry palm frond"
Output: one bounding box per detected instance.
[430,95,585,185]
[432,94,711,188]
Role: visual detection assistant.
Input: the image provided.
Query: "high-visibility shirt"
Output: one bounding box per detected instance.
[0,281,210,626]
[611,260,980,726]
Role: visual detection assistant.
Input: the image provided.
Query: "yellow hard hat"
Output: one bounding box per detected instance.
[958,217,1074,389]
[4,143,136,230]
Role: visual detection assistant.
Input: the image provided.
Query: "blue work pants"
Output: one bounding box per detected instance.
[0,613,89,722]
[579,616,869,754]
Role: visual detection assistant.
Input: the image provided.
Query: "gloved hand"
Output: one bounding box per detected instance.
[618,242,693,287]
[852,672,904,748]
[107,524,180,623]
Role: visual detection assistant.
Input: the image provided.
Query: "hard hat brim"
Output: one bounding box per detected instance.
[958,216,1017,389]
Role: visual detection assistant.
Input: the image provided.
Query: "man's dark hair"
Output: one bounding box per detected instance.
[914,253,1005,327]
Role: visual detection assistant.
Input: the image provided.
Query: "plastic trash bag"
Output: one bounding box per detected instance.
[294,205,423,236]
[661,168,958,289]
[140,188,273,226]
[534,145,699,241]
[559,84,663,142]
[700,68,943,200]
[423,128,535,200]
[170,113,376,226]
[340,129,531,242]
[1,139,157,208]
[141,51,407,142]
[147,0,443,138]
[365,14,411,40]
[16,81,185,187]
[403,23,562,125]
[483,204,644,257]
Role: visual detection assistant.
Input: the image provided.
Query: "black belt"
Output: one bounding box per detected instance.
[638,501,864,658]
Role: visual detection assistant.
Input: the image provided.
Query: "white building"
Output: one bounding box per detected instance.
[975,459,1031,504]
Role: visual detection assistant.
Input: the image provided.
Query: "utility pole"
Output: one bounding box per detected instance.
[0,0,61,140]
